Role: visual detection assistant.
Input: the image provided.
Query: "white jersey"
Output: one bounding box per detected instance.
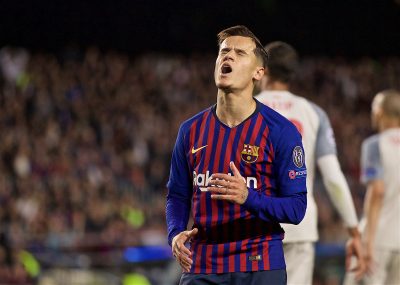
[256,90,337,242]
[360,128,400,250]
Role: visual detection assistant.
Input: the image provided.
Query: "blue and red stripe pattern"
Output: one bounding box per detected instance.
[166,99,307,273]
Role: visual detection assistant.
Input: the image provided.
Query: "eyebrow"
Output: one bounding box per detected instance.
[220,47,250,54]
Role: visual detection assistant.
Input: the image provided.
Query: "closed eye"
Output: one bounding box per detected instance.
[219,48,230,55]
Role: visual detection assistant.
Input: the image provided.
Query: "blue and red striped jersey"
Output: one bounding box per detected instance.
[166,99,307,273]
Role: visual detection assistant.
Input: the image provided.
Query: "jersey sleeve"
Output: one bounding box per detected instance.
[166,124,193,245]
[312,103,337,159]
[274,124,307,196]
[360,135,382,184]
[167,124,192,192]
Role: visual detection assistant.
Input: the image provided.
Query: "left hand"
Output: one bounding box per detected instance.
[207,161,248,204]
[345,230,366,281]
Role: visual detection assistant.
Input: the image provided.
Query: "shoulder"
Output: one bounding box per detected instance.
[360,134,382,183]
[308,101,329,121]
[256,91,319,117]
[257,100,301,140]
[257,100,295,129]
[362,134,380,151]
[361,134,381,165]
[179,106,213,134]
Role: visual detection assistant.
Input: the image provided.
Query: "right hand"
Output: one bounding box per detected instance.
[172,228,198,272]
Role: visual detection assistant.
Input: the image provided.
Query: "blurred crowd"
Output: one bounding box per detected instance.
[0,46,399,283]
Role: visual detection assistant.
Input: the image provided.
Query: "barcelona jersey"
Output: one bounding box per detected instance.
[166,99,307,273]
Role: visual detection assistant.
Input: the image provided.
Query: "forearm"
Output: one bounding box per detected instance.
[242,191,307,224]
[318,155,358,227]
[364,181,384,247]
[166,194,191,246]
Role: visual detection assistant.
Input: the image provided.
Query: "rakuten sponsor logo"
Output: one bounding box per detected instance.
[193,170,258,191]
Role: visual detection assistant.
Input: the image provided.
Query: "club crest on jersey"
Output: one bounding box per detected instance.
[292,146,304,168]
[241,144,259,164]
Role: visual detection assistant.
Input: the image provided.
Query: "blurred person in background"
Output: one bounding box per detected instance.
[255,41,365,285]
[344,89,400,285]
[166,26,307,285]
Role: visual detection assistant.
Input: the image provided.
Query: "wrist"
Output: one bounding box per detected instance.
[347,227,361,238]
[170,229,183,246]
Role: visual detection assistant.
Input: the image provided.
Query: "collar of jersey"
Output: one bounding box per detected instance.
[211,99,261,130]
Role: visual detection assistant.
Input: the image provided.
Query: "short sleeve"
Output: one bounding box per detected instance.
[312,103,337,159]
[360,135,382,184]
[274,124,307,196]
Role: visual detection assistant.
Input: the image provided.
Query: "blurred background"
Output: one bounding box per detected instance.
[0,0,399,284]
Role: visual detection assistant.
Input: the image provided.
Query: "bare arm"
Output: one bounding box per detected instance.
[363,179,385,273]
[317,154,365,278]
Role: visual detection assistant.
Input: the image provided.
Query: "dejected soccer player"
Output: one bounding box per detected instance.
[166,26,307,285]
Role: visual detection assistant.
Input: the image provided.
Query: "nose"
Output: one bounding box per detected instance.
[222,50,235,62]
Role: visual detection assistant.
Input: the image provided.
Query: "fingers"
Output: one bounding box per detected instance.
[206,163,248,204]
[230,161,242,178]
[207,185,235,200]
[209,193,235,201]
[176,248,193,272]
[173,244,192,272]
[172,230,198,272]
[176,239,192,257]
[187,228,198,237]
[207,176,234,196]
[345,241,368,281]
[208,178,231,189]
[210,173,235,182]
[345,243,354,271]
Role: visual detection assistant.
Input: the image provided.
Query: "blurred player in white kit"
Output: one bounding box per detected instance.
[344,89,400,285]
[255,41,365,285]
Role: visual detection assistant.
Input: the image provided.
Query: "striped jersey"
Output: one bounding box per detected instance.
[166,99,307,273]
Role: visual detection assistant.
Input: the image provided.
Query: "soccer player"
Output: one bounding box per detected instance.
[345,90,400,285]
[255,42,364,285]
[166,26,307,284]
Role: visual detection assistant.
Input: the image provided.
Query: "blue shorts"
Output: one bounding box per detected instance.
[180,270,287,285]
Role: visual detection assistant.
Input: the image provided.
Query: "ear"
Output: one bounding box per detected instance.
[253,66,265,81]
[260,67,269,89]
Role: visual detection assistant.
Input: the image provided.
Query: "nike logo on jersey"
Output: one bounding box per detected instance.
[191,145,208,154]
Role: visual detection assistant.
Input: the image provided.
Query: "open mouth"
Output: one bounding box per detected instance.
[221,64,232,74]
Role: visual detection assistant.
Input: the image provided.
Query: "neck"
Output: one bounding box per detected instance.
[264,80,289,91]
[379,117,400,132]
[216,89,256,128]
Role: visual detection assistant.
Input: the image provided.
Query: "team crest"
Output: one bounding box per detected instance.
[292,146,304,168]
[241,144,259,164]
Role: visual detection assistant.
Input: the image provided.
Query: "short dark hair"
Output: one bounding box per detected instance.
[264,41,299,84]
[217,25,268,68]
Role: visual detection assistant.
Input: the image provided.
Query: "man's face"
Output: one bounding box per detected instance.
[214,36,263,92]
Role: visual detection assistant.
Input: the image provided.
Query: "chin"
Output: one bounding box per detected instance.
[216,82,230,90]
[217,85,233,94]
[216,77,231,88]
